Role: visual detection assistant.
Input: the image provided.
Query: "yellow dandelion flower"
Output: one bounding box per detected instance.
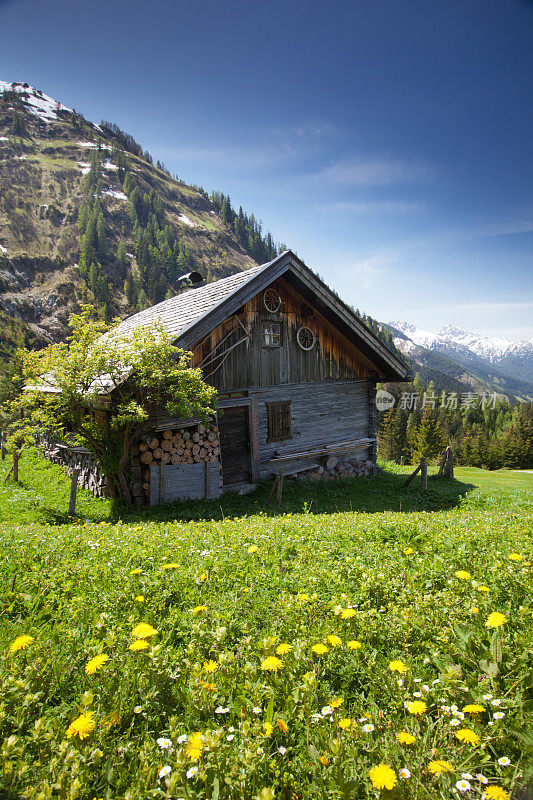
[485,787,510,800]
[185,732,203,760]
[85,654,109,674]
[330,698,343,709]
[129,639,149,651]
[455,728,480,746]
[389,660,408,674]
[508,553,522,561]
[406,700,427,715]
[320,754,329,766]
[66,711,95,740]
[327,635,342,647]
[130,568,142,575]
[192,605,207,614]
[261,655,283,672]
[486,612,507,629]
[248,545,258,553]
[428,760,454,775]
[276,643,292,655]
[263,722,273,737]
[203,659,218,673]
[9,635,34,653]
[131,622,157,638]
[277,718,288,733]
[347,639,361,650]
[477,585,490,592]
[338,718,352,729]
[404,547,414,555]
[463,704,485,714]
[455,570,471,580]
[311,643,329,655]
[341,608,357,619]
[368,764,397,790]
[472,607,480,614]
[397,730,416,744]
[135,595,145,602]
[162,562,179,570]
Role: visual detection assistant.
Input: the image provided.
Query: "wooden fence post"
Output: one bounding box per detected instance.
[420,457,428,490]
[445,446,454,479]
[0,432,5,461]
[68,468,80,517]
[276,467,284,506]
[13,450,19,483]
[402,462,422,488]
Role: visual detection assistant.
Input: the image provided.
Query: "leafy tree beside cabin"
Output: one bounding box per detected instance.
[9,308,217,503]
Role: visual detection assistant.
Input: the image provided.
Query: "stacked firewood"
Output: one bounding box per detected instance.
[139,423,220,471]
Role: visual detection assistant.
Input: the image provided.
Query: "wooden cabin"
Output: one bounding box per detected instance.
[113,250,410,504]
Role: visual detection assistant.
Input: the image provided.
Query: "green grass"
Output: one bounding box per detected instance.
[454,466,533,491]
[0,451,532,799]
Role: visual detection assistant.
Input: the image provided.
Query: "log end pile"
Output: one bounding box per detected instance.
[136,423,221,503]
[294,455,379,483]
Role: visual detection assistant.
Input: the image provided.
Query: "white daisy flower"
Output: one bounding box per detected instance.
[177,733,188,744]
[133,706,142,714]
[256,747,264,755]
[456,779,471,792]
[476,773,489,784]
[252,706,262,714]
[159,765,172,779]
[186,766,198,779]
[491,699,501,706]
[362,723,375,732]
[321,706,332,716]
[423,685,430,692]
[498,757,511,766]
[450,705,458,712]
[482,693,493,701]
[494,711,505,720]
[400,768,411,779]
[424,657,430,663]
[453,710,465,719]
[450,719,461,727]
[414,678,422,683]
[278,746,287,754]
[215,706,229,714]
[461,774,474,780]
[156,737,173,750]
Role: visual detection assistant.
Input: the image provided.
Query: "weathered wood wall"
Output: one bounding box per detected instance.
[190,278,376,391]
[245,378,372,478]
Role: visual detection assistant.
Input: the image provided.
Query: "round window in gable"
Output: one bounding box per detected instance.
[297,326,315,350]
[263,288,281,313]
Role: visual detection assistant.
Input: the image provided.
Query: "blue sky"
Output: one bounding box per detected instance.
[1,0,532,339]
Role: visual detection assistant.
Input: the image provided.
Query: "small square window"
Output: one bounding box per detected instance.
[267,401,292,441]
[262,322,282,348]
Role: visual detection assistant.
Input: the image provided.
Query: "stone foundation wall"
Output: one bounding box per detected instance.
[291,454,379,483]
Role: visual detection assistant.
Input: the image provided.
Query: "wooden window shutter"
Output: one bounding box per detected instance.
[267,401,292,441]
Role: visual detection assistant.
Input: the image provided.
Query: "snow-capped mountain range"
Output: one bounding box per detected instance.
[387,321,533,395]
[389,321,532,363]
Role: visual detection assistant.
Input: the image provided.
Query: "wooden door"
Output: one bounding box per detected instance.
[218,406,251,485]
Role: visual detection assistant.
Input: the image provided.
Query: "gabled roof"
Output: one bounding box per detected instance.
[115,250,410,381]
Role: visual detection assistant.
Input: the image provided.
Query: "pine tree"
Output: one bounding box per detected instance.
[411,409,444,463]
[378,407,404,462]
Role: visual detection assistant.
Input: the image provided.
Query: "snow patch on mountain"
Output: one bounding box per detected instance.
[0,81,71,121]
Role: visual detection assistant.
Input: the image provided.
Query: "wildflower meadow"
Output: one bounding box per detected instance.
[0,459,532,799]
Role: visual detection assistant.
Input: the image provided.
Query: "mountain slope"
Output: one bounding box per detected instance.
[386,321,533,400]
[0,81,279,343]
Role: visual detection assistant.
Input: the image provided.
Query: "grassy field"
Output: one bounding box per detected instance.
[454,467,533,492]
[0,451,532,799]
